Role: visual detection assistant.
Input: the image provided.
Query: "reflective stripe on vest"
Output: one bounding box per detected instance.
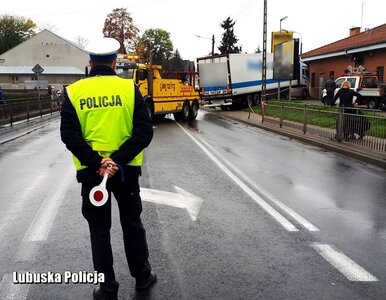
[66,75,143,170]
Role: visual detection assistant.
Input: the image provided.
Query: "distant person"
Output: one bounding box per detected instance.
[331,80,362,110]
[55,89,62,102]
[0,86,6,118]
[324,77,336,106]
[48,85,53,99]
[0,86,4,104]
[332,80,364,140]
[379,85,386,111]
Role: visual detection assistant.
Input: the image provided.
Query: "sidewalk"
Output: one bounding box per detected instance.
[208,108,386,169]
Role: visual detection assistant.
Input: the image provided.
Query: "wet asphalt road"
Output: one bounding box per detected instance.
[0,111,385,299]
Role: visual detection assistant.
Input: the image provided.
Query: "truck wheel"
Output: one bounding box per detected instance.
[367,98,379,109]
[189,100,199,120]
[181,101,190,122]
[281,90,289,100]
[253,94,260,105]
[246,94,253,107]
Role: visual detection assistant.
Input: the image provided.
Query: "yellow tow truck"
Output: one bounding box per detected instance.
[116,55,200,121]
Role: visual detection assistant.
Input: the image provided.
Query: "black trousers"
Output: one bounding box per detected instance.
[81,168,151,296]
[326,90,335,106]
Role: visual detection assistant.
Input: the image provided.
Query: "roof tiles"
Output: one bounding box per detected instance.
[302,23,386,59]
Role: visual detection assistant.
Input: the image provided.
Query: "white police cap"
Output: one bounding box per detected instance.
[86,37,120,61]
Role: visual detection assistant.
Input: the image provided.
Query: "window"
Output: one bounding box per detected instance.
[11,76,18,84]
[361,77,378,88]
[335,78,345,88]
[376,66,384,83]
[347,78,357,88]
[311,72,315,87]
[116,69,134,79]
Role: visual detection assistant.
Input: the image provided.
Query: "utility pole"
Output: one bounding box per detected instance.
[211,34,215,56]
[195,35,215,56]
[261,0,268,116]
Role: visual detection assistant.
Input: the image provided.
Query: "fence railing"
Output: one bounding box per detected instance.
[0,96,62,126]
[262,103,386,152]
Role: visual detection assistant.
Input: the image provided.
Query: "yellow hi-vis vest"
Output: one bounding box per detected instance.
[66,75,143,170]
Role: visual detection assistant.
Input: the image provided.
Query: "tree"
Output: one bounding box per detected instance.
[103,8,139,54]
[0,15,36,54]
[218,17,241,54]
[74,36,88,49]
[135,28,173,66]
[38,23,58,32]
[165,49,185,72]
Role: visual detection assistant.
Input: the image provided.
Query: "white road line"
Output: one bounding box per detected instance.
[0,172,48,236]
[23,165,74,242]
[195,135,319,232]
[176,122,299,232]
[15,166,74,262]
[0,273,30,300]
[311,243,378,282]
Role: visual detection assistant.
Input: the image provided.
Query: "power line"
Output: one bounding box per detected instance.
[2,0,167,18]
[234,0,257,24]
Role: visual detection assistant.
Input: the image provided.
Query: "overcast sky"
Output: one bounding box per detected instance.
[2,0,386,60]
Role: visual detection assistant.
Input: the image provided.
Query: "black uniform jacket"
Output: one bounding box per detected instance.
[331,88,362,108]
[60,65,153,182]
[324,80,336,92]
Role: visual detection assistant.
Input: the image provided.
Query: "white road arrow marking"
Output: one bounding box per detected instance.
[141,186,203,221]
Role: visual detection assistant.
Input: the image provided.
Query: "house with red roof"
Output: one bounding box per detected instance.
[302,23,386,99]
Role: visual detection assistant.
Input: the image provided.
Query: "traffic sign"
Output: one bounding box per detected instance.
[32,64,44,75]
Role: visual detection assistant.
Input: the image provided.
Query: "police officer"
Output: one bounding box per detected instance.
[60,37,156,299]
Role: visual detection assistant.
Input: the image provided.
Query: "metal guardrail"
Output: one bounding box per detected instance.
[0,96,62,126]
[262,103,386,152]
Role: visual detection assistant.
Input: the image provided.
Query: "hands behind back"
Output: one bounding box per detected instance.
[98,158,119,178]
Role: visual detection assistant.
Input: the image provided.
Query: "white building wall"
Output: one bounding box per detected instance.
[0,30,89,71]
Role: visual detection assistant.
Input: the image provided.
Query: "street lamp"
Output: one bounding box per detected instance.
[279,16,288,32]
[195,34,215,56]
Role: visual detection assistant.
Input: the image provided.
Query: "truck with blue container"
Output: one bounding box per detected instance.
[197,53,309,109]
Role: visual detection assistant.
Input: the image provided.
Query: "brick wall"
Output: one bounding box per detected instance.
[307,48,386,99]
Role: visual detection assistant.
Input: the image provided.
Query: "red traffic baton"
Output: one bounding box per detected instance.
[89,164,112,207]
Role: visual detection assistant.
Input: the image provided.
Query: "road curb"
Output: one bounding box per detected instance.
[0,113,60,145]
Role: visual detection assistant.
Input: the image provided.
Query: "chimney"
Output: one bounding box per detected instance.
[350,27,361,37]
